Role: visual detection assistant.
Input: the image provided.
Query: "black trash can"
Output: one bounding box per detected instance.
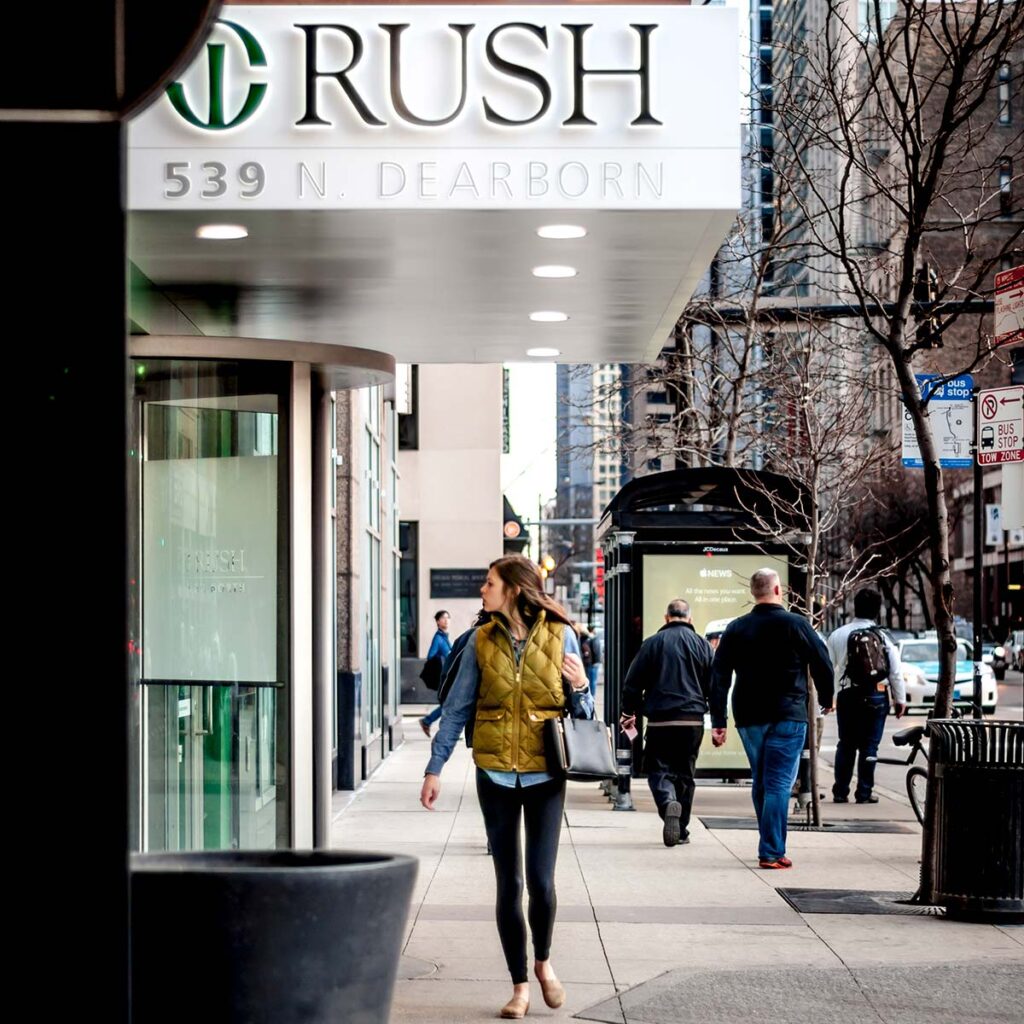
[131,850,417,1024]
[927,719,1023,922]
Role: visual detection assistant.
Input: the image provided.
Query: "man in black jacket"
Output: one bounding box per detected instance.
[710,569,834,869]
[621,598,714,847]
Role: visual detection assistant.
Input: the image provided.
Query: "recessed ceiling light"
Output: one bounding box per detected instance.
[529,311,570,322]
[196,224,248,240]
[527,347,561,358]
[537,224,587,239]
[532,265,578,278]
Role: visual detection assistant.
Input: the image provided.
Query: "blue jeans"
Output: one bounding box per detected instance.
[738,720,807,861]
[587,665,599,697]
[421,703,443,726]
[832,689,889,801]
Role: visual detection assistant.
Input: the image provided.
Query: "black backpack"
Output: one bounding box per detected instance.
[419,654,443,691]
[845,627,889,691]
[580,636,594,670]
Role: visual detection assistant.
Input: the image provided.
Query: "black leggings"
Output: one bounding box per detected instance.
[476,769,566,984]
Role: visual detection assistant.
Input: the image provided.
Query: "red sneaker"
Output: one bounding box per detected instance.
[758,857,793,869]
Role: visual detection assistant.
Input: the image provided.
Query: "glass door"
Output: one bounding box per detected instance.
[129,359,290,851]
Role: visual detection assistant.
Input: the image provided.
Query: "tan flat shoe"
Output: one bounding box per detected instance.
[538,977,566,1009]
[499,992,530,1019]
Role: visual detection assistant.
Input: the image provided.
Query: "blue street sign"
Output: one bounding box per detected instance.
[902,373,974,469]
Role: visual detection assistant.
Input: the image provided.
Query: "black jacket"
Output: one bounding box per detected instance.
[621,621,714,721]
[710,604,834,728]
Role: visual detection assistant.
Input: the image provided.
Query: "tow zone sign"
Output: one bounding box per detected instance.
[977,385,1024,465]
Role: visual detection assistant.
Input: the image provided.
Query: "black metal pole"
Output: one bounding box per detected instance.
[973,393,984,720]
[610,533,635,811]
[682,298,994,328]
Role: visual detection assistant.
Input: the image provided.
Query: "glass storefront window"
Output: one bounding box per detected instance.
[364,388,384,741]
[129,359,290,852]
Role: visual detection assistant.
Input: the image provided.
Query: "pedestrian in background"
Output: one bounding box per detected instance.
[586,626,602,696]
[579,626,595,695]
[620,599,713,847]
[710,569,834,869]
[827,589,907,804]
[419,609,452,736]
[420,556,593,1019]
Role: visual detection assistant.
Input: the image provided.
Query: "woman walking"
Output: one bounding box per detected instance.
[420,555,593,1019]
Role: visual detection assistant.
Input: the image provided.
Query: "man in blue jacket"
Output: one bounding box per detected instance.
[419,610,453,736]
[620,599,714,847]
[710,569,834,869]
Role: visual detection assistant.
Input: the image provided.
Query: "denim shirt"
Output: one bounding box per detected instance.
[425,624,594,785]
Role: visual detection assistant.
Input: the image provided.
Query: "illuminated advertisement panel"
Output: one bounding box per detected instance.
[641,553,791,774]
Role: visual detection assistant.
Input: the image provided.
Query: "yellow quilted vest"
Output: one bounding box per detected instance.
[472,612,566,772]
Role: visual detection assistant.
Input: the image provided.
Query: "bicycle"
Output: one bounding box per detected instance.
[868,724,929,826]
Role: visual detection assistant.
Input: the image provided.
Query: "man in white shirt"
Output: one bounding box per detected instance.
[826,589,907,804]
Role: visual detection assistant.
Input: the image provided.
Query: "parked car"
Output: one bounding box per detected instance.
[981,641,1009,681]
[704,617,733,650]
[885,628,917,641]
[1008,630,1024,672]
[897,637,998,714]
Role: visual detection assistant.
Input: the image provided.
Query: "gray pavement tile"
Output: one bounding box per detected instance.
[576,966,876,1024]
[416,903,597,922]
[427,956,615,985]
[854,962,1024,1024]
[390,979,619,1023]
[572,998,628,1024]
[576,962,1024,1023]
[593,905,799,925]
[398,955,438,980]
[336,716,1022,1024]
[597,922,836,971]
[797,911,1024,965]
[602,961,696,990]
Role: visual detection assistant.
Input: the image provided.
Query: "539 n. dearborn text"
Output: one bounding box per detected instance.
[162,158,665,201]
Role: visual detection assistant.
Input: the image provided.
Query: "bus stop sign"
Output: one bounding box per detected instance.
[977,385,1024,465]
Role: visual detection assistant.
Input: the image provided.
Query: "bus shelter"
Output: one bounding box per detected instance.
[596,468,810,798]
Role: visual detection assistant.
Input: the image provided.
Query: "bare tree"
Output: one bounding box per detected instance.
[770,0,1024,716]
[758,0,1023,903]
[731,320,913,825]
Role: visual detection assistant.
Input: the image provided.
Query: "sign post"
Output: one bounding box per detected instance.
[973,390,984,719]
[972,385,1023,717]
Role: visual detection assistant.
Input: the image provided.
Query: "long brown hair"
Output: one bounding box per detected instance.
[489,555,575,631]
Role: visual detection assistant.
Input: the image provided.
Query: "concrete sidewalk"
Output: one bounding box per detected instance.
[331,719,1022,1023]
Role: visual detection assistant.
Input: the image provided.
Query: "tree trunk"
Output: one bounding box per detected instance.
[892,358,957,906]
[912,561,934,630]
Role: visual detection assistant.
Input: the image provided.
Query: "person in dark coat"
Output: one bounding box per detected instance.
[710,569,834,870]
[620,599,714,847]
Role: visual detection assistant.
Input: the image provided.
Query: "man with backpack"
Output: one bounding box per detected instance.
[826,589,907,804]
[418,610,453,736]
